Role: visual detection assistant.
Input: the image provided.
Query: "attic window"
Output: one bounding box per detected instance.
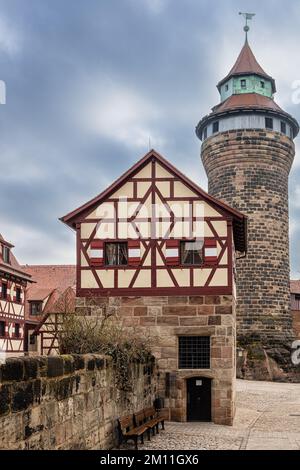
[241,79,246,89]
[260,81,265,89]
[30,301,43,316]
[2,246,10,264]
[212,121,219,134]
[265,117,273,130]
[203,127,207,140]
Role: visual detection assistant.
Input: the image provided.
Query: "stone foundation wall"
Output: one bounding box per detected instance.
[0,354,158,450]
[202,129,295,368]
[76,294,236,426]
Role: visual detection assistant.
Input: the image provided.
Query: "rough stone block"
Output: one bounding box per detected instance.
[1,359,24,382]
[47,357,64,378]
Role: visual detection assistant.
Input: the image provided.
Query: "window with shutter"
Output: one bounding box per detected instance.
[204,239,218,263]
[104,242,128,266]
[89,240,104,267]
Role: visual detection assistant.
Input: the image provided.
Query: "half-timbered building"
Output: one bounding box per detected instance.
[23,265,76,355]
[0,234,33,358]
[61,150,247,425]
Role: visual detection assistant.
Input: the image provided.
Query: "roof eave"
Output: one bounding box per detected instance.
[196,106,300,139]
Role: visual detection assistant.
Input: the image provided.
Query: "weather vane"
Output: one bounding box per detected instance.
[239,12,255,41]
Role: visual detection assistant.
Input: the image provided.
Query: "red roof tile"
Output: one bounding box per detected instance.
[23,265,76,295]
[23,265,76,319]
[218,41,275,92]
[291,280,300,294]
[213,93,283,114]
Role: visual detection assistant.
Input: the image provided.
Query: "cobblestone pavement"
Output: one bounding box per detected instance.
[120,380,300,450]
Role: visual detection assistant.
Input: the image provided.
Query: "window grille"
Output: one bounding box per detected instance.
[178,336,210,369]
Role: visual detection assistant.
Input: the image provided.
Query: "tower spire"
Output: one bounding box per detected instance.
[239,12,255,42]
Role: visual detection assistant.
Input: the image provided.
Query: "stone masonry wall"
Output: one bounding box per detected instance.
[76,294,236,426]
[0,354,158,450]
[202,129,295,369]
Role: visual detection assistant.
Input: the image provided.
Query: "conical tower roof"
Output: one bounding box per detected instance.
[217,40,276,93]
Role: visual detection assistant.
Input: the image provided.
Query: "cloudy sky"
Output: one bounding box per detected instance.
[0,0,300,277]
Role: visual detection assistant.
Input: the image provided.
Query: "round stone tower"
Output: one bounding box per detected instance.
[196,36,299,371]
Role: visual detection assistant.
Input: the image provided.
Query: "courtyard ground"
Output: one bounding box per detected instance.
[137,380,300,450]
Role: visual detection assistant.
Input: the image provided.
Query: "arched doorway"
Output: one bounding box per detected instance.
[186,377,212,422]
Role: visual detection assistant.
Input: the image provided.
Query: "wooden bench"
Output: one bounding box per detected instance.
[144,407,166,433]
[117,414,150,450]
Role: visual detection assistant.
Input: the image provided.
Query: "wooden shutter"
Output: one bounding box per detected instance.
[89,240,104,267]
[165,240,180,265]
[128,240,140,266]
[204,239,218,263]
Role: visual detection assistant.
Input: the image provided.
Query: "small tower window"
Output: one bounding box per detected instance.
[265,117,273,130]
[212,121,219,133]
[281,122,287,135]
[241,79,246,89]
[225,84,229,92]
[203,127,207,140]
[260,81,265,89]
[290,127,294,139]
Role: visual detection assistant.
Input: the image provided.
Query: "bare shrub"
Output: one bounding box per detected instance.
[57,313,154,392]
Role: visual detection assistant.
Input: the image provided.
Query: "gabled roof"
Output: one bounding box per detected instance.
[217,40,276,92]
[0,233,33,282]
[0,233,14,248]
[60,149,247,252]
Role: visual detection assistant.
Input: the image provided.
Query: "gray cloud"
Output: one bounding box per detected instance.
[0,0,299,276]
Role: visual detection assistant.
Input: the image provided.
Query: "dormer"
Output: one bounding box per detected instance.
[0,234,14,265]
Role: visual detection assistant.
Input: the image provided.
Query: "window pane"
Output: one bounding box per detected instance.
[265,117,273,129]
[281,122,286,134]
[31,302,42,316]
[3,246,10,264]
[179,336,210,369]
[16,288,21,303]
[212,121,219,133]
[0,321,5,337]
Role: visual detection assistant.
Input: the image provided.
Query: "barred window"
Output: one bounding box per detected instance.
[178,336,210,369]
